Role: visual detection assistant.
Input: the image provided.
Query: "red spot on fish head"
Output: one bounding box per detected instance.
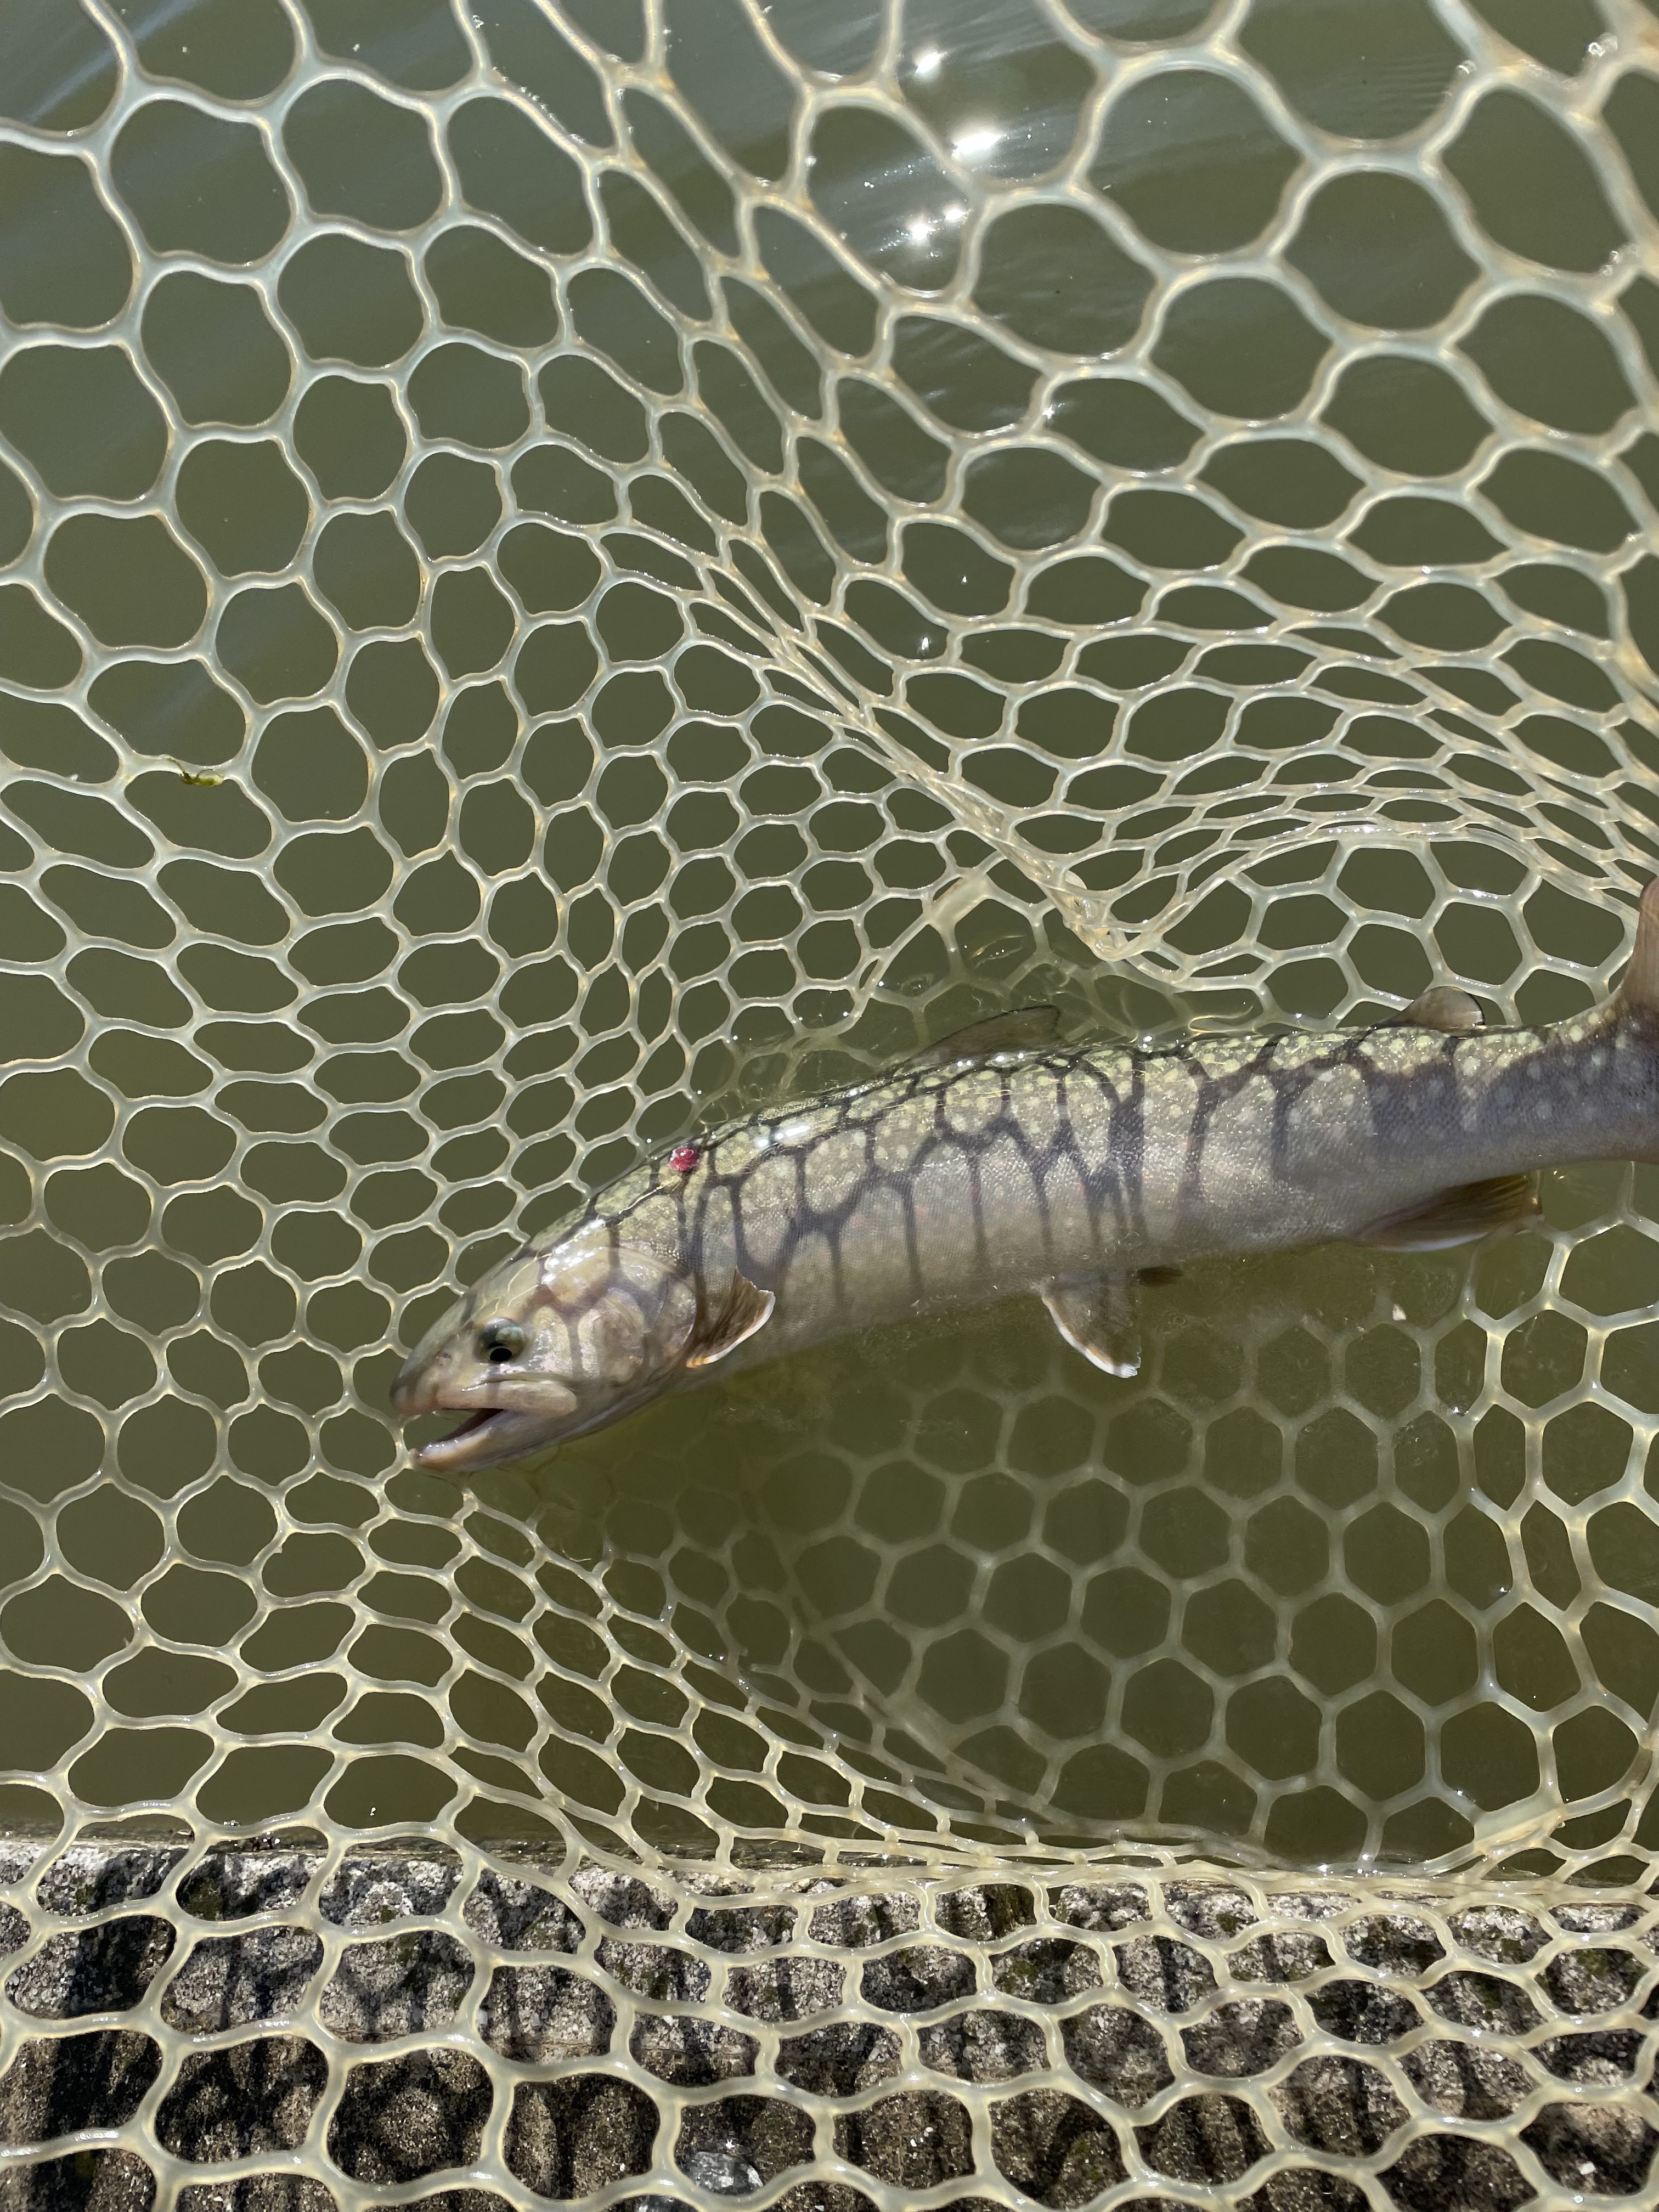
[668,1143,701,1175]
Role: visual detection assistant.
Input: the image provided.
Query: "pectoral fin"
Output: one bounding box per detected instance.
[906,1004,1062,1069]
[1357,1173,1539,1252]
[1396,985,1482,1034]
[685,1269,776,1368]
[1043,1276,1141,1378]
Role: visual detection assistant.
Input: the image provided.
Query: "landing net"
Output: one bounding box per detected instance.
[3,0,1659,2203]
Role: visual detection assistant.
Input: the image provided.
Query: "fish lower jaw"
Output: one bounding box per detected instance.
[409,1405,560,1472]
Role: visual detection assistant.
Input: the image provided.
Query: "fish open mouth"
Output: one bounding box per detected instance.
[441,1409,501,1443]
[410,1406,510,1468]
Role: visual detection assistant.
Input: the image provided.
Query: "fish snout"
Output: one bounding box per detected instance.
[389,1352,436,1418]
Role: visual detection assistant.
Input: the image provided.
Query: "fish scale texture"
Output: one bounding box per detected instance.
[1,0,1659,2202]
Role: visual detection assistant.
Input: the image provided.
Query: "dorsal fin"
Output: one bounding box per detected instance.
[1617,877,1659,1021]
[685,1268,775,1369]
[905,1005,1062,1070]
[1394,984,1482,1034]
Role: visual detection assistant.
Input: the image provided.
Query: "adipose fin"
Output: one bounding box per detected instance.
[1395,985,1482,1034]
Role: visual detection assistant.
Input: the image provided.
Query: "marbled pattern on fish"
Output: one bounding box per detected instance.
[391,879,1659,1471]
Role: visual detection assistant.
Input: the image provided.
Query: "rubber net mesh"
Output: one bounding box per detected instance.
[3,0,1659,2203]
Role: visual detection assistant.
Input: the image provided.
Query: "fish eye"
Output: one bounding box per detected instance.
[476,1320,526,1364]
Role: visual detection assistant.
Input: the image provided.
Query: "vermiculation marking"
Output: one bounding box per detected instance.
[392,881,1659,1471]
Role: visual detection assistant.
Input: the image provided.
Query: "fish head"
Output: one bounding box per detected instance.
[390,1231,697,1472]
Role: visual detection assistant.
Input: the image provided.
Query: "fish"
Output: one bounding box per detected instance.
[390,877,1659,1472]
